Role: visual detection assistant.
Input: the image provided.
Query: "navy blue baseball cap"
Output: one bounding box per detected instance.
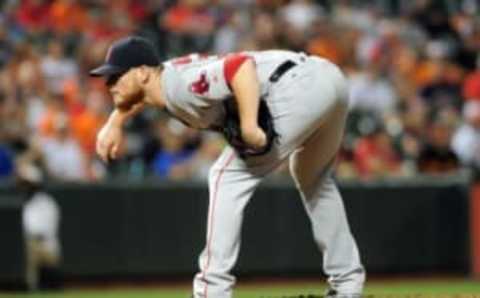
[90,36,160,79]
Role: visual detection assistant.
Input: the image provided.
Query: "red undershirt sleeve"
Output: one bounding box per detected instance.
[223,53,253,89]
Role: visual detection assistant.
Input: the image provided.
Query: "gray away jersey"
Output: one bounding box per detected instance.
[160,50,307,130]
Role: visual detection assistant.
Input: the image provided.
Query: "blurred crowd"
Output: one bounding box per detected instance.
[1,0,480,183]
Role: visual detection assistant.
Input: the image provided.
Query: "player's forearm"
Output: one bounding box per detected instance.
[108,109,129,127]
[108,103,145,128]
[230,59,260,131]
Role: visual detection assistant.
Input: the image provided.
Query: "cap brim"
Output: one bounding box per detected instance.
[89,64,127,77]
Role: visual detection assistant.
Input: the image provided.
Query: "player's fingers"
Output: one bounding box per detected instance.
[254,128,267,149]
[96,131,106,157]
[98,140,112,163]
[105,142,116,162]
[111,143,119,159]
[100,146,108,163]
[95,139,103,158]
[96,140,104,158]
[132,101,145,112]
[261,130,267,146]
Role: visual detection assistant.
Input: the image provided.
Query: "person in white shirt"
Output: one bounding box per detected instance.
[40,39,78,95]
[451,101,480,169]
[18,163,61,291]
[39,114,88,181]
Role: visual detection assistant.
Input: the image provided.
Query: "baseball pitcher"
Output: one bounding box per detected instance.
[91,36,365,298]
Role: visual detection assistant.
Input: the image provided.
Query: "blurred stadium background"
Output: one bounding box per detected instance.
[1,0,480,297]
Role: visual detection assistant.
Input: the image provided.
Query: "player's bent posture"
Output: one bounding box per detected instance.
[91,36,365,298]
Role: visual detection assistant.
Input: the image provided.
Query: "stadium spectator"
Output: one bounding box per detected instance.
[48,0,88,35]
[188,132,225,181]
[463,55,480,101]
[18,163,62,291]
[15,0,51,33]
[40,39,78,95]
[306,19,345,65]
[336,145,358,179]
[348,63,398,117]
[0,95,29,152]
[38,94,65,138]
[417,41,463,111]
[410,0,458,40]
[38,114,88,181]
[452,101,480,170]
[213,10,245,54]
[247,11,279,50]
[0,23,13,69]
[151,118,196,179]
[0,144,14,178]
[280,0,323,33]
[163,0,216,55]
[398,132,422,176]
[70,90,108,157]
[353,126,402,180]
[417,115,460,174]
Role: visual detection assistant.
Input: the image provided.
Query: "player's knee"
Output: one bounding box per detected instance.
[294,175,318,196]
[290,165,314,194]
[288,155,302,184]
[292,167,333,198]
[289,154,315,188]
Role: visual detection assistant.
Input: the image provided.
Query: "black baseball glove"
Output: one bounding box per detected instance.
[222,97,279,158]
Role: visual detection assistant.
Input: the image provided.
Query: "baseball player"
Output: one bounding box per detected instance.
[91,36,365,298]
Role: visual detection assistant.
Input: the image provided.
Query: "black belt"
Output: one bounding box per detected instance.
[269,60,297,83]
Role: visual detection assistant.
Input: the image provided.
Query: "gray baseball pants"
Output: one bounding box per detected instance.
[193,56,365,298]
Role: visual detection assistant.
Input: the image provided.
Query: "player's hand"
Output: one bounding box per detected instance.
[96,121,124,163]
[241,125,267,150]
[96,102,145,163]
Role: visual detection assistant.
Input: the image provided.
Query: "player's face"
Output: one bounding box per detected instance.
[107,68,144,110]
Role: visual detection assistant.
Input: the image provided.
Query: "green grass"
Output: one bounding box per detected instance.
[1,279,480,298]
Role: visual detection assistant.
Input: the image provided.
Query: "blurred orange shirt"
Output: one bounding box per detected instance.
[71,111,106,156]
[62,79,85,116]
[164,4,213,33]
[307,37,343,65]
[48,1,88,34]
[39,109,61,137]
[413,61,439,88]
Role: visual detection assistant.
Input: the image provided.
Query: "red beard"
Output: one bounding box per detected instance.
[115,89,144,112]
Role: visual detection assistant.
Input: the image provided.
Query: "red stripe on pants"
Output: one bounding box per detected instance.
[202,152,236,298]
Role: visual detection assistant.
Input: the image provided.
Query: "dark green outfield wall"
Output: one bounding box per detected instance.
[0,178,471,284]
[0,197,25,285]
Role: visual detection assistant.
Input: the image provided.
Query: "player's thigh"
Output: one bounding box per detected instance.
[208,145,283,186]
[269,59,348,161]
[289,101,347,189]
